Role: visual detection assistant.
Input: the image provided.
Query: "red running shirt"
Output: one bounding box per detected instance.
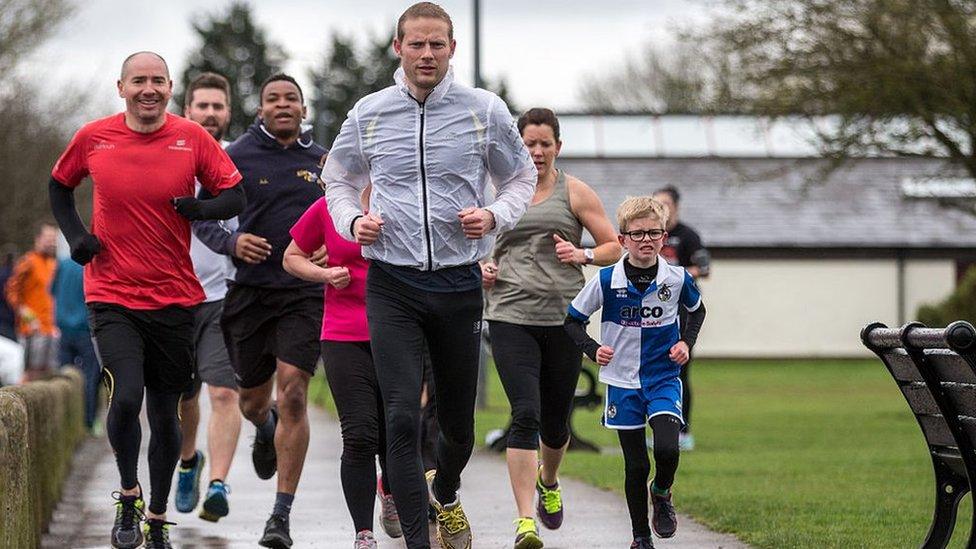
[52,113,242,309]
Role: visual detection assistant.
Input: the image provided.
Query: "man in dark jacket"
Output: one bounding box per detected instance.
[194,73,325,549]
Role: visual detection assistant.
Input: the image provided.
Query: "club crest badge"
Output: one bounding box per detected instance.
[607,404,617,419]
[657,284,672,302]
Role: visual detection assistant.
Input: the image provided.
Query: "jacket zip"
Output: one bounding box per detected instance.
[416,98,434,271]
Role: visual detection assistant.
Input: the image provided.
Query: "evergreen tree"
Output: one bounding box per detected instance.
[308,33,399,148]
[176,2,286,139]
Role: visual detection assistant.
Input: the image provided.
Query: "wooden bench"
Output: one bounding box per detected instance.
[861,321,976,549]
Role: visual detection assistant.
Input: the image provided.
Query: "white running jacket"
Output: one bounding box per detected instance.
[323,67,536,271]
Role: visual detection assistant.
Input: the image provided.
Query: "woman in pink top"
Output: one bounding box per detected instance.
[284,196,400,548]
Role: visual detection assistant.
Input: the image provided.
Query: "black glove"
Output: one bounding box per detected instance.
[70,233,101,265]
[172,196,204,220]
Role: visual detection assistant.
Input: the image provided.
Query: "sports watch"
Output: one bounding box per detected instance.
[583,248,595,264]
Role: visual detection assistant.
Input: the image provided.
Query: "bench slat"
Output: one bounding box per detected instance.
[902,383,940,415]
[918,414,958,448]
[926,351,976,384]
[941,384,976,418]
[884,350,923,382]
[932,448,967,477]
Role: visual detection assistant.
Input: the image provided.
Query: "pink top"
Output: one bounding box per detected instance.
[290,197,369,341]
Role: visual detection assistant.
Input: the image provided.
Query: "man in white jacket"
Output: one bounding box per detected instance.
[323,3,535,548]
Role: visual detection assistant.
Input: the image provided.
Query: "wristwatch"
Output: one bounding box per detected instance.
[583,248,595,264]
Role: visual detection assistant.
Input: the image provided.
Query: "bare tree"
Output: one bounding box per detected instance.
[0,0,75,75]
[695,0,976,163]
[578,39,740,114]
[0,0,88,251]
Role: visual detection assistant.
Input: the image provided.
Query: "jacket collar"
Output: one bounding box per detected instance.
[394,66,454,104]
[251,121,314,150]
[610,254,669,291]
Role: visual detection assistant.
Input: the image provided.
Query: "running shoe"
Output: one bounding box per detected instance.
[142,518,175,549]
[678,432,695,451]
[535,468,564,530]
[175,450,205,512]
[110,491,145,549]
[630,536,655,548]
[252,404,279,480]
[199,480,230,522]
[513,517,544,549]
[376,475,403,538]
[258,513,292,549]
[354,529,378,548]
[426,469,472,549]
[650,490,677,538]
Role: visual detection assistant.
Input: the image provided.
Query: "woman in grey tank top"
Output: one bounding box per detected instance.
[481,108,621,548]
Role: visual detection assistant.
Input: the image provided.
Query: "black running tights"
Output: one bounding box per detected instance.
[366,264,483,548]
[321,340,388,532]
[106,367,183,515]
[618,415,681,538]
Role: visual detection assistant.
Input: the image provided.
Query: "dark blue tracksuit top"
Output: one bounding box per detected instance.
[195,122,327,290]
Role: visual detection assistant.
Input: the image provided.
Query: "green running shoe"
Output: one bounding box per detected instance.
[142,518,175,549]
[513,516,544,549]
[110,491,145,549]
[535,468,563,530]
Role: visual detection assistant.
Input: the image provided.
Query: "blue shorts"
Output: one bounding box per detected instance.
[602,378,684,430]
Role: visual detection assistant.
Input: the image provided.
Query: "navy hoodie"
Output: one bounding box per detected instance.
[197,122,327,289]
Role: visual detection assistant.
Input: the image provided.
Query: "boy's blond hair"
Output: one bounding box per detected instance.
[616,196,669,232]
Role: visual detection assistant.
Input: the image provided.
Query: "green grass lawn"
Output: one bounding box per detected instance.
[311,359,972,548]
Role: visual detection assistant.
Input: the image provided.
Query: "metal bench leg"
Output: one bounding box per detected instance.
[924,458,968,549]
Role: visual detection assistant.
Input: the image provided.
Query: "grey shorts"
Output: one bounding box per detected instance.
[185,299,237,398]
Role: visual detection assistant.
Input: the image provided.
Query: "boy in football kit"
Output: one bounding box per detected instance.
[564,196,706,549]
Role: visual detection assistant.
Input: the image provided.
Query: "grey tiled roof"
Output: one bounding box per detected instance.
[558,157,976,249]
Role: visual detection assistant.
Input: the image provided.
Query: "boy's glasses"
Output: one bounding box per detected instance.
[623,229,666,241]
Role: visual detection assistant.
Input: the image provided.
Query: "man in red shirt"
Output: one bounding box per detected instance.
[48,51,244,549]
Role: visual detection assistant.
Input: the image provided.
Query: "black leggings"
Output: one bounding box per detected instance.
[488,321,582,450]
[90,304,194,516]
[321,340,388,532]
[365,264,483,548]
[618,415,681,538]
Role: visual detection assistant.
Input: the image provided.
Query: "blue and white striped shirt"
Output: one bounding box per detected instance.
[568,256,702,389]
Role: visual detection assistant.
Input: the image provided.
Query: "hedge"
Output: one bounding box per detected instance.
[0,368,86,548]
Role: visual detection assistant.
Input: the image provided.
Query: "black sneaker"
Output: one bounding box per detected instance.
[630,536,655,548]
[252,404,279,480]
[143,518,176,549]
[110,491,145,549]
[258,513,292,549]
[650,491,677,538]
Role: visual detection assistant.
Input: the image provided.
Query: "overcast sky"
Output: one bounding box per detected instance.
[29,0,709,115]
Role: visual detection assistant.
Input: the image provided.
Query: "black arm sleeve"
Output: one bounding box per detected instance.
[50,178,101,265]
[49,178,88,244]
[681,302,706,349]
[564,315,601,362]
[174,184,245,221]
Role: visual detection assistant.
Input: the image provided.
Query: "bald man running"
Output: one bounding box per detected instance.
[49,51,245,549]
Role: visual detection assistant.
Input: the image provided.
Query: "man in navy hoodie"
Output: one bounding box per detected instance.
[195,73,325,549]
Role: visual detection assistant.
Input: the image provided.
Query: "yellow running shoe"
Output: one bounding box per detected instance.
[514,516,544,549]
[425,469,472,549]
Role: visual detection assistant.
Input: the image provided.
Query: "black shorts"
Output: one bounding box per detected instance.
[88,302,196,394]
[221,284,323,389]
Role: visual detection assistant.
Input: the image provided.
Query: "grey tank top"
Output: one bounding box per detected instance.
[484,170,585,326]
